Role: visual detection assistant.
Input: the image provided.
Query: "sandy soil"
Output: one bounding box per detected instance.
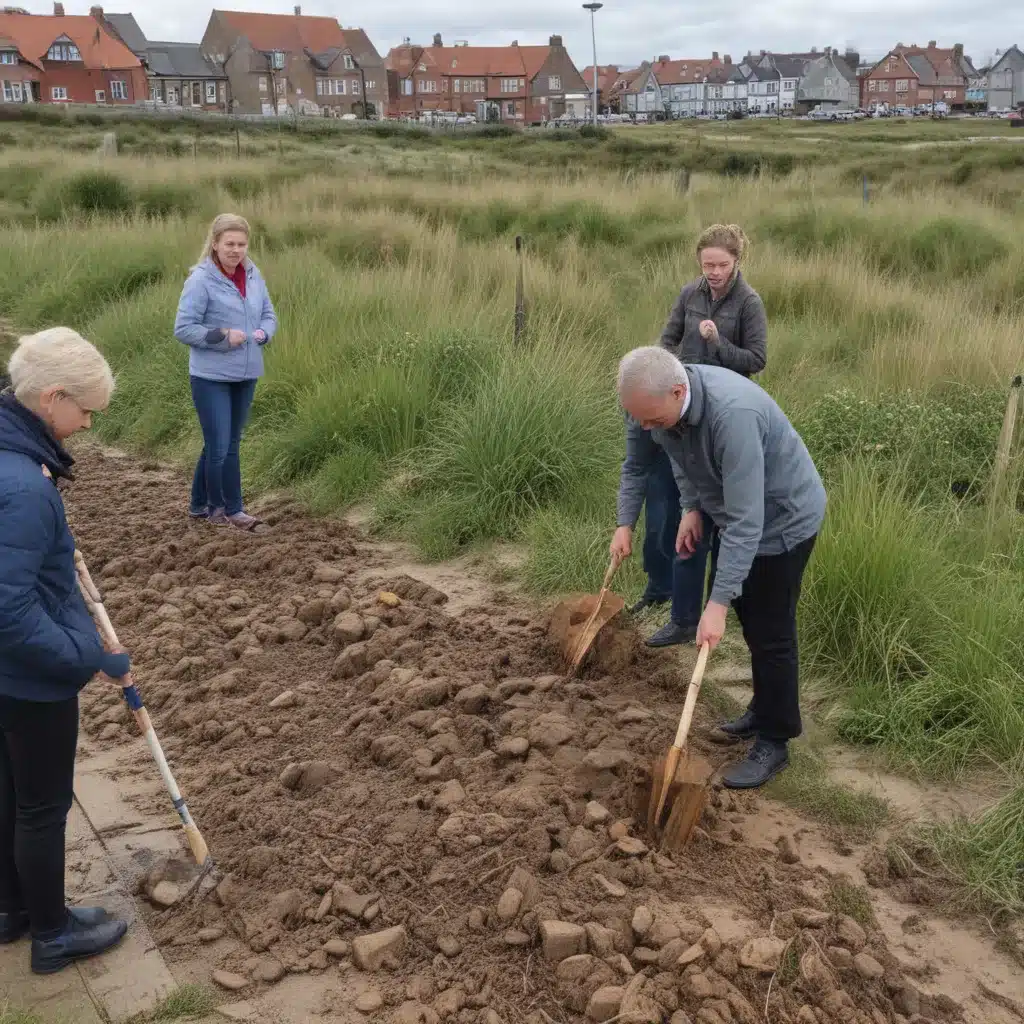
[61,445,1023,1024]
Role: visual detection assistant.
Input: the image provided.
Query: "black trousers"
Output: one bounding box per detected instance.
[732,535,817,743]
[0,694,78,938]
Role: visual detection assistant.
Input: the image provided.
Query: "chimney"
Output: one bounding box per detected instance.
[724,54,732,65]
[89,5,103,17]
[811,46,818,54]
[53,1,64,12]
[845,48,860,68]
[549,35,563,48]
[432,33,442,47]
[928,40,936,49]
[953,43,964,57]
[712,50,719,61]
[510,40,518,47]
[759,49,766,57]
[293,4,301,14]
[657,54,669,64]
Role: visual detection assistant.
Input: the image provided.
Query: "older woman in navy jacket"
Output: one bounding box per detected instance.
[174,213,277,532]
[0,328,129,973]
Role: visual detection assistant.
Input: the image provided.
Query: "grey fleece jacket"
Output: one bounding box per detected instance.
[617,366,826,606]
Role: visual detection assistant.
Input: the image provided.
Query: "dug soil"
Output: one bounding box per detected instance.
[62,446,1020,1024]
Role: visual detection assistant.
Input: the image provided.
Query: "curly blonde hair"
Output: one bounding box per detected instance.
[696,223,749,262]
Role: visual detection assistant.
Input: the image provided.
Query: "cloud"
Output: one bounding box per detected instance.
[23,1,1020,71]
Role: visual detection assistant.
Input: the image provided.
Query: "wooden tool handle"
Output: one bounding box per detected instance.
[672,643,710,749]
[599,552,622,592]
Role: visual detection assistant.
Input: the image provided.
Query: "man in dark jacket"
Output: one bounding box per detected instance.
[0,327,129,974]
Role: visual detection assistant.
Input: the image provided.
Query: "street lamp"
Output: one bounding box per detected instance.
[582,2,603,126]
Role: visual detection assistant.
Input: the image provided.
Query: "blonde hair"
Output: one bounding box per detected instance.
[8,328,115,408]
[199,213,250,264]
[696,223,749,263]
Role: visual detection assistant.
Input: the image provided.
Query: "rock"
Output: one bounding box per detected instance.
[776,834,800,864]
[588,986,625,1022]
[324,938,350,958]
[632,946,660,966]
[549,850,573,873]
[539,920,586,961]
[279,763,303,789]
[658,939,688,969]
[793,908,831,929]
[437,936,462,957]
[379,591,401,607]
[212,970,249,991]
[198,927,225,943]
[854,953,885,980]
[827,945,854,971]
[307,949,329,972]
[528,713,576,751]
[252,959,285,984]
[276,618,308,642]
[585,922,618,957]
[632,906,654,938]
[616,706,652,724]
[355,990,383,1013]
[269,690,297,709]
[620,977,663,1024]
[688,973,715,1000]
[215,875,241,907]
[334,883,378,920]
[836,915,867,952]
[149,881,180,908]
[497,888,523,922]
[434,779,467,812]
[567,826,601,859]
[330,587,353,613]
[585,801,611,826]
[268,889,301,925]
[700,928,722,955]
[608,821,630,841]
[454,683,492,714]
[739,937,788,973]
[314,564,345,583]
[352,925,407,971]
[504,929,530,946]
[556,954,599,982]
[583,745,631,771]
[497,736,530,759]
[333,612,365,645]
[676,943,705,966]
[433,987,466,1017]
[894,983,921,1016]
[594,874,627,898]
[616,837,648,857]
[647,918,681,948]
[297,599,328,625]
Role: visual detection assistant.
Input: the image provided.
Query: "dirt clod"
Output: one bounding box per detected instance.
[352,925,407,971]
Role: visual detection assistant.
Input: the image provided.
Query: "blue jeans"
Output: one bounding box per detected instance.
[643,446,717,630]
[189,376,256,517]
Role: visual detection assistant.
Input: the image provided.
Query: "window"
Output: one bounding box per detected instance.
[2,81,11,102]
[895,79,908,92]
[501,78,524,93]
[335,79,347,95]
[364,80,375,91]
[943,90,956,100]
[471,79,485,92]
[879,80,890,92]
[548,75,562,91]
[767,81,778,94]
[506,101,515,115]
[351,79,361,95]
[276,76,287,96]
[402,78,413,96]
[0,51,16,65]
[258,76,268,92]
[111,80,128,100]
[343,55,354,70]
[316,79,325,96]
[95,89,106,103]
[867,79,877,92]
[51,85,67,100]
[150,82,161,101]
[47,42,81,61]
[417,79,438,93]
[189,81,200,105]
[206,81,217,103]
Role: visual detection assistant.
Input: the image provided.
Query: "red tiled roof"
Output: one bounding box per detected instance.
[648,57,723,84]
[387,42,552,80]
[214,9,346,53]
[581,64,619,91]
[0,11,140,70]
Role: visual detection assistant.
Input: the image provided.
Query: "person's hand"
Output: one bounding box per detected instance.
[253,329,267,344]
[610,526,633,561]
[675,510,704,558]
[97,647,131,689]
[225,329,247,348]
[699,320,720,344]
[696,600,728,650]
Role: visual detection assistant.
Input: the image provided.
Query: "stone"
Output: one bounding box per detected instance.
[792,908,831,929]
[331,587,353,612]
[608,821,630,841]
[435,780,467,811]
[433,987,466,1017]
[854,953,885,980]
[739,937,788,973]
[334,884,378,920]
[454,683,492,714]
[324,939,350,958]
[198,927,225,943]
[700,928,722,955]
[658,939,689,969]
[269,690,297,709]
[549,850,573,873]
[212,970,249,992]
[688,974,715,1000]
[776,834,801,864]
[713,951,739,979]
[616,837,648,857]
[504,929,530,947]
[539,920,586,961]
[252,959,285,984]
[437,936,462,957]
[588,986,625,1022]
[556,954,599,983]
[528,713,576,751]
[279,763,303,790]
[583,745,631,771]
[594,874,627,898]
[352,925,407,971]
[836,915,867,952]
[497,736,530,758]
[497,888,523,922]
[355,990,383,1013]
[633,947,659,965]
[567,826,601,859]
[276,618,308,642]
[585,801,611,826]
[297,599,328,625]
[676,943,706,966]
[894,984,921,1016]
[585,922,618,956]
[632,906,654,938]
[333,612,365,645]
[827,945,854,971]
[647,918,681,948]
[314,564,345,583]
[379,591,401,607]
[268,889,301,925]
[149,881,180,908]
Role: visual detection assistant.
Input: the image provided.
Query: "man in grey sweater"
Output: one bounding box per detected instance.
[615,346,826,788]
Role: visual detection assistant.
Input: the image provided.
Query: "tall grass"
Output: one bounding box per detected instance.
[0,125,1022,791]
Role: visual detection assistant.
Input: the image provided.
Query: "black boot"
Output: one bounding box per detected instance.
[31,910,127,975]
[721,738,790,789]
[0,905,109,946]
[629,594,669,615]
[719,706,757,740]
[645,621,697,648]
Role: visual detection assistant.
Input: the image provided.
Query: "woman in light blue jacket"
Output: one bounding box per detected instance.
[174,214,277,531]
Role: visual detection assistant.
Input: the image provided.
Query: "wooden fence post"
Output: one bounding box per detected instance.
[989,374,1022,515]
[514,236,526,343]
[235,126,241,157]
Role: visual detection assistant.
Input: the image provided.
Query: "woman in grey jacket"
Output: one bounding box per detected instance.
[174,214,277,532]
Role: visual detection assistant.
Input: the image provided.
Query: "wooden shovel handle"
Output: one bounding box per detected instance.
[671,643,710,750]
[599,552,622,593]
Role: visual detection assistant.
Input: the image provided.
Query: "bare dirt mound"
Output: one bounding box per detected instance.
[64,447,960,1024]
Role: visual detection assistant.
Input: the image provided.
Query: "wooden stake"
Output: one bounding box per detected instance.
[514,235,526,343]
[990,374,1022,513]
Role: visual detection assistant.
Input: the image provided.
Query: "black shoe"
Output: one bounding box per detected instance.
[0,905,108,946]
[629,595,669,615]
[645,620,697,648]
[721,739,789,789]
[719,707,757,741]
[31,911,128,975]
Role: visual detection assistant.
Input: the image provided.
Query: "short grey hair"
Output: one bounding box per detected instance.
[617,346,687,397]
[8,327,115,407]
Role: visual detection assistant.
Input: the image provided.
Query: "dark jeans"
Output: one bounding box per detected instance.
[0,695,78,939]
[732,535,817,743]
[643,446,716,630]
[189,376,257,517]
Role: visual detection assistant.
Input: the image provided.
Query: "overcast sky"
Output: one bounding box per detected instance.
[24,2,1021,70]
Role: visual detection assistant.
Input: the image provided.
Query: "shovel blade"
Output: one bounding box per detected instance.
[646,749,713,850]
[551,592,626,668]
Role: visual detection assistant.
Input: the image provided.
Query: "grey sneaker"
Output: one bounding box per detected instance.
[721,739,789,789]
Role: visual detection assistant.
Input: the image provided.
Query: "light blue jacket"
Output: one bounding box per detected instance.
[173,258,278,382]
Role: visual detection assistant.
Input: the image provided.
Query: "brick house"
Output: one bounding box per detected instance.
[579,64,618,113]
[100,11,227,110]
[200,8,387,117]
[861,42,978,109]
[385,34,588,123]
[0,3,146,106]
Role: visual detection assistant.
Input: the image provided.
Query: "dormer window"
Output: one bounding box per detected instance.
[0,50,18,66]
[343,54,354,70]
[271,50,285,69]
[47,38,81,61]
